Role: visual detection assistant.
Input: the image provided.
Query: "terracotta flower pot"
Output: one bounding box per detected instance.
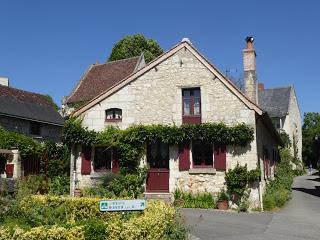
[217,200,229,210]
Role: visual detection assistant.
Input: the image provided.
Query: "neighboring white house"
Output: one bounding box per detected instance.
[67,38,282,208]
[258,85,302,161]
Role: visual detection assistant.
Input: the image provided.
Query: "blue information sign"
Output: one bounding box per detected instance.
[99,199,146,212]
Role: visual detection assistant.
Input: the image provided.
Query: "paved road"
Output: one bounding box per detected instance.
[181,173,320,240]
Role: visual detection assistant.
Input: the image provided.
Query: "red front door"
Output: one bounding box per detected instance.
[146,142,169,192]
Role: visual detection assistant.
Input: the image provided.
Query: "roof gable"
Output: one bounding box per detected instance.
[73,41,263,117]
[258,87,292,117]
[67,55,143,104]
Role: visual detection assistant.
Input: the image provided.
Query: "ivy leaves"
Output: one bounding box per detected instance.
[0,126,43,157]
[62,119,254,147]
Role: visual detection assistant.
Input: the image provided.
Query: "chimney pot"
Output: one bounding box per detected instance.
[245,36,254,49]
[258,83,264,91]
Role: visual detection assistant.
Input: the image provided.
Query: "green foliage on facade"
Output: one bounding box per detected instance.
[0,126,43,157]
[62,118,255,172]
[280,132,291,148]
[108,34,163,63]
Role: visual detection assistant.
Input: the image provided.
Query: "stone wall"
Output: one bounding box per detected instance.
[76,47,272,208]
[283,88,302,161]
[0,115,62,142]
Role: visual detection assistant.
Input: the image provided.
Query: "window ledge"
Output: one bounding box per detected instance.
[105,119,122,123]
[189,168,216,175]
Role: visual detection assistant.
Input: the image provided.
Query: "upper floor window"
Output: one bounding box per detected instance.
[182,88,201,124]
[30,121,41,135]
[105,108,122,122]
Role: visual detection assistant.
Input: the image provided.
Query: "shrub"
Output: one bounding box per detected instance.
[225,164,249,199]
[48,175,70,196]
[1,196,183,240]
[17,195,120,225]
[15,175,48,199]
[101,172,121,187]
[82,186,114,198]
[174,190,216,209]
[263,148,297,211]
[108,168,147,198]
[82,219,107,240]
[106,201,176,240]
[0,225,85,240]
[225,164,260,202]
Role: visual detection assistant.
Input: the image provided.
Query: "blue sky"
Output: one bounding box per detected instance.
[0,0,319,117]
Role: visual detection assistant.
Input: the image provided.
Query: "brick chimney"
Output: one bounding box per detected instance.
[243,36,257,103]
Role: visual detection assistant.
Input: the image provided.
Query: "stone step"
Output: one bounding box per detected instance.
[144,192,172,203]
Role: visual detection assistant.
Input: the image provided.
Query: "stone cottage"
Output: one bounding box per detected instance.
[0,78,64,142]
[258,85,302,161]
[0,79,64,180]
[68,37,282,208]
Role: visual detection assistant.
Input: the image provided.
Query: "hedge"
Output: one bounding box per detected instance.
[0,226,84,240]
[2,196,179,240]
[18,195,118,224]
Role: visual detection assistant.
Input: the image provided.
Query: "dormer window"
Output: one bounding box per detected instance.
[105,108,122,122]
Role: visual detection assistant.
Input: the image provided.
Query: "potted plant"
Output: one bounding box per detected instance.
[217,189,230,210]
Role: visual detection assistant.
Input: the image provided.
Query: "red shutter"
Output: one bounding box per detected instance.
[81,146,92,175]
[214,145,226,171]
[5,164,14,178]
[112,159,120,173]
[179,142,190,171]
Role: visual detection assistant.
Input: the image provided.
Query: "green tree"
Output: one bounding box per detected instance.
[302,112,320,167]
[108,34,163,63]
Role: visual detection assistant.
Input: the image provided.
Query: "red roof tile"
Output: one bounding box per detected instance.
[67,56,141,103]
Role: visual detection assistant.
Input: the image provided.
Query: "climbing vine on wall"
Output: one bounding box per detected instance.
[62,118,255,172]
[0,126,43,157]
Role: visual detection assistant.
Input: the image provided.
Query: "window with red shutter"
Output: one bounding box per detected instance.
[192,140,213,167]
[81,146,92,175]
[214,145,226,171]
[179,142,190,171]
[182,88,201,124]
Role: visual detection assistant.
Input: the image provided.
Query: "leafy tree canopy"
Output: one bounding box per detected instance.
[108,34,163,63]
[302,112,320,166]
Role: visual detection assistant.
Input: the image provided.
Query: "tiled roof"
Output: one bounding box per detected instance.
[0,85,64,125]
[258,87,292,117]
[66,56,141,103]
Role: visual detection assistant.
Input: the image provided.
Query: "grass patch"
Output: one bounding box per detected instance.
[174,190,216,209]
